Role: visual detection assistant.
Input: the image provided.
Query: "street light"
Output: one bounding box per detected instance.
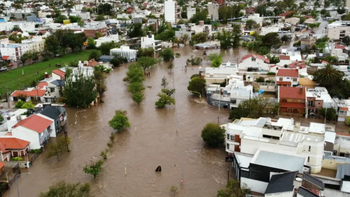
[75,110,86,139]
[180,149,199,183]
[15,172,31,197]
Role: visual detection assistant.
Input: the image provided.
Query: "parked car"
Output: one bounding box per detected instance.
[0,67,7,72]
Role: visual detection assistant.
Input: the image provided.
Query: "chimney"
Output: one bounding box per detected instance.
[199,21,204,26]
[44,72,50,78]
[299,87,303,94]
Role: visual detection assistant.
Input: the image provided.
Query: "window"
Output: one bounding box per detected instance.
[308,146,311,152]
[226,143,230,149]
[308,101,314,107]
[227,134,230,140]
[50,88,55,92]
[252,57,256,61]
[231,135,234,140]
[307,156,310,162]
[293,78,297,81]
[231,99,237,104]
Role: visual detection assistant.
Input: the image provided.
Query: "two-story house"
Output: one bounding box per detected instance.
[40,105,67,134]
[278,86,306,117]
[306,87,336,118]
[276,69,299,87]
[238,54,270,71]
[11,114,55,150]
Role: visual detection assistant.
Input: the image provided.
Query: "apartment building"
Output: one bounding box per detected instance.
[306,87,335,118]
[327,21,350,40]
[164,0,177,24]
[207,2,219,21]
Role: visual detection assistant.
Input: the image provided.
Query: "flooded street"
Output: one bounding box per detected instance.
[5,46,248,197]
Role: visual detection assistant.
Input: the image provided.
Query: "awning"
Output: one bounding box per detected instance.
[2,56,9,60]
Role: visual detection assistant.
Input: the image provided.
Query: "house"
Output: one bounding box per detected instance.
[278,86,306,116]
[11,114,55,150]
[264,172,297,197]
[300,36,317,49]
[40,105,67,134]
[175,29,193,40]
[191,21,213,36]
[207,2,219,21]
[0,137,30,161]
[306,87,335,118]
[94,34,119,47]
[276,69,299,87]
[10,88,46,103]
[52,69,66,80]
[238,54,270,71]
[164,0,177,24]
[110,46,137,62]
[333,98,350,122]
[187,7,196,20]
[140,34,162,51]
[285,17,300,25]
[202,61,238,84]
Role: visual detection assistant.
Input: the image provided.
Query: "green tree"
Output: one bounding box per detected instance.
[63,72,97,108]
[46,136,71,161]
[95,15,105,21]
[217,180,251,197]
[245,19,258,30]
[86,37,96,49]
[69,15,81,23]
[159,48,175,61]
[97,3,113,15]
[208,53,223,67]
[190,9,208,24]
[319,108,337,121]
[21,101,34,109]
[191,32,207,45]
[137,57,158,72]
[0,114,3,123]
[262,32,281,49]
[281,35,291,43]
[108,110,131,131]
[124,65,145,83]
[342,36,350,46]
[128,23,145,38]
[188,77,206,95]
[155,91,175,108]
[100,42,117,55]
[132,91,144,105]
[154,29,175,41]
[39,181,91,197]
[346,117,350,126]
[110,58,121,67]
[313,64,344,88]
[55,15,67,23]
[44,35,62,57]
[15,101,24,108]
[137,47,154,58]
[217,27,240,49]
[93,66,106,103]
[89,50,101,60]
[201,123,225,147]
[128,82,145,93]
[229,96,279,119]
[83,160,103,178]
[161,76,169,89]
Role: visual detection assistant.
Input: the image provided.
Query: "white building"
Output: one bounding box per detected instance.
[207,2,219,21]
[11,114,55,150]
[190,21,213,36]
[140,34,162,51]
[327,21,350,40]
[225,117,327,175]
[238,54,270,71]
[225,78,253,109]
[164,0,177,24]
[110,46,137,62]
[187,7,196,20]
[247,13,264,27]
[203,61,238,84]
[95,34,119,47]
[0,22,35,32]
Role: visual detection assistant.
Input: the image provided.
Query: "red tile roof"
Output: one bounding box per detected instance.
[277,69,299,77]
[279,55,290,60]
[277,81,291,85]
[13,115,53,133]
[52,69,65,78]
[37,82,48,89]
[340,107,349,111]
[289,61,306,69]
[280,103,305,109]
[0,137,29,150]
[279,11,294,17]
[279,86,305,99]
[87,59,100,67]
[2,56,9,60]
[11,89,46,97]
[240,54,270,63]
[335,44,346,50]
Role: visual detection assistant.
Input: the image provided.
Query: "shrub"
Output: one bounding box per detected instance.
[267,72,276,75]
[255,77,265,82]
[11,157,23,161]
[201,123,225,148]
[15,101,24,108]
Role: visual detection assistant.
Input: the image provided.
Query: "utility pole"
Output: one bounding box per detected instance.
[324,107,327,124]
[217,116,219,124]
[6,86,10,108]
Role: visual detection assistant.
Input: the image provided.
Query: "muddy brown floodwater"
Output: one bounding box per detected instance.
[5,46,249,197]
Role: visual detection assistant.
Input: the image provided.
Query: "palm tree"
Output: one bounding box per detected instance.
[313,64,344,88]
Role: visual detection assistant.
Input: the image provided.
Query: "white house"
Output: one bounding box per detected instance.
[187,7,196,20]
[164,0,176,24]
[238,54,270,71]
[203,61,238,84]
[140,34,162,51]
[225,78,253,109]
[225,118,327,175]
[110,46,137,62]
[247,13,264,27]
[0,22,35,32]
[11,114,55,150]
[276,68,299,87]
[191,21,213,36]
[95,34,119,47]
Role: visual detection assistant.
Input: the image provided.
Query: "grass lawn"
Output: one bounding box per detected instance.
[0,50,91,93]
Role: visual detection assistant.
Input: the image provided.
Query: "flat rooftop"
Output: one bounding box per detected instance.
[251,149,306,172]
